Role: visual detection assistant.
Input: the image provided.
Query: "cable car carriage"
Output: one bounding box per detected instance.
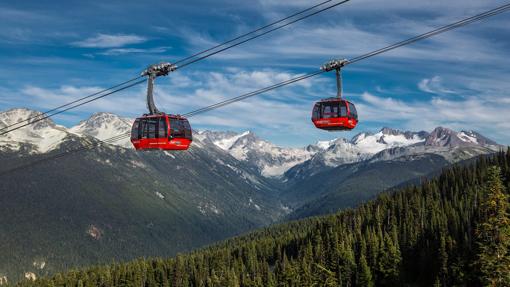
[312,98,358,131]
[131,114,192,150]
[312,59,358,131]
[130,63,192,150]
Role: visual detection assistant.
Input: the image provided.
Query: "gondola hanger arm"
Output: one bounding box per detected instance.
[141,62,177,115]
[321,59,349,99]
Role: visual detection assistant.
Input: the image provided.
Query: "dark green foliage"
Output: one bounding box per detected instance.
[285,154,450,219]
[0,139,282,282]
[474,166,510,286]
[15,151,510,287]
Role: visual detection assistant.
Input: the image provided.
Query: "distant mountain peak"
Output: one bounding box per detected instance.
[350,132,371,144]
[380,127,400,135]
[459,130,498,146]
[69,112,132,148]
[424,126,498,148]
[0,108,56,130]
[78,112,130,127]
[0,108,502,179]
[0,108,67,153]
[283,126,497,182]
[198,130,314,177]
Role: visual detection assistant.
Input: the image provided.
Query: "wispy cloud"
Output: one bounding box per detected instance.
[418,76,455,95]
[72,34,147,48]
[15,68,322,138]
[8,61,510,145]
[98,46,170,56]
[20,85,145,116]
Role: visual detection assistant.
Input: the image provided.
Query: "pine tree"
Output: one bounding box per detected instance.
[357,255,374,287]
[474,166,510,286]
[376,232,401,285]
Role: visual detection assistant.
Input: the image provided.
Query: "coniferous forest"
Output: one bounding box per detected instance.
[16,149,510,287]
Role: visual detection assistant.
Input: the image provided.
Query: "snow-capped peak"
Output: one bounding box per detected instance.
[424,127,498,148]
[286,128,431,178]
[69,112,133,148]
[315,139,337,150]
[351,128,426,154]
[198,130,314,177]
[215,131,251,150]
[0,108,501,180]
[0,108,68,153]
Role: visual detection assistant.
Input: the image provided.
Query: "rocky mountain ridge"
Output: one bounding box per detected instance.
[0,108,502,179]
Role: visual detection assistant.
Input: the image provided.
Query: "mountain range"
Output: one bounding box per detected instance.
[0,108,503,282]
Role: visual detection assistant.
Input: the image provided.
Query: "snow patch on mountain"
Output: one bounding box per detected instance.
[198,202,221,215]
[458,131,478,144]
[0,108,69,153]
[316,139,336,150]
[248,198,262,211]
[214,131,250,150]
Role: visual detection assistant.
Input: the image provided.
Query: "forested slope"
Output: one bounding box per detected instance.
[17,149,510,287]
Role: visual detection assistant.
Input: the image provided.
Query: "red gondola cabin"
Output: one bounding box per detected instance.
[312,98,358,131]
[130,113,192,150]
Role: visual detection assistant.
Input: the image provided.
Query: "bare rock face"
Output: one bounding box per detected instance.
[0,276,8,285]
[24,272,36,281]
[87,225,103,240]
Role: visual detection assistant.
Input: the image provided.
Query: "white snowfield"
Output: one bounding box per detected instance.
[0,108,501,178]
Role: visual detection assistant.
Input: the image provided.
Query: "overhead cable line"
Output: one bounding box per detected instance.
[0,132,131,177]
[183,70,326,117]
[174,0,348,66]
[0,80,146,136]
[175,0,351,69]
[1,2,509,176]
[0,76,143,133]
[348,2,510,64]
[1,0,350,135]
[182,2,510,117]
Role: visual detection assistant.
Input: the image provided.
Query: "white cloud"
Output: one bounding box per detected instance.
[177,0,509,75]
[72,34,147,48]
[357,91,510,142]
[99,46,170,56]
[13,69,322,141]
[257,0,499,14]
[9,63,510,145]
[418,76,455,94]
[20,84,146,116]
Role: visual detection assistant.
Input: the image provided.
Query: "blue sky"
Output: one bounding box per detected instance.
[1,0,510,147]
